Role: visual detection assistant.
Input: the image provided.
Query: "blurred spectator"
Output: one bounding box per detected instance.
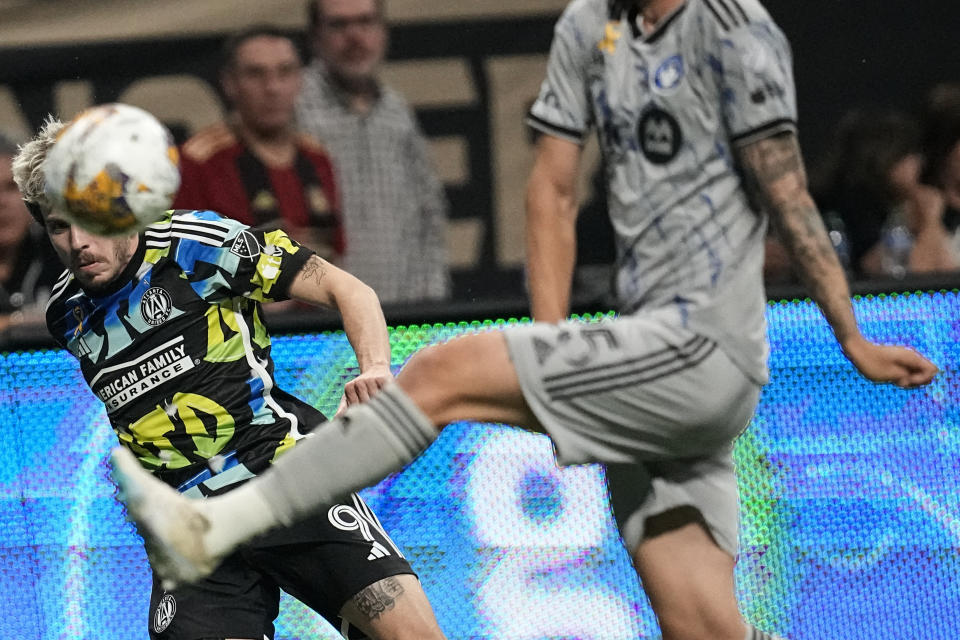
[811,108,958,279]
[174,25,344,262]
[0,133,61,330]
[297,0,450,303]
[920,83,960,256]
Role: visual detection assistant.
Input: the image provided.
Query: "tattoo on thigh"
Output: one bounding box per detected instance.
[354,576,405,621]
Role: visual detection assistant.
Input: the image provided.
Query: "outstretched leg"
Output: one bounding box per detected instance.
[112,330,537,588]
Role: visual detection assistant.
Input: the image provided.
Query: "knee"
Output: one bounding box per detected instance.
[397,343,448,396]
[398,343,443,384]
[396,344,458,426]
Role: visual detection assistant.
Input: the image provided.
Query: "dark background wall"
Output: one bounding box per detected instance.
[765,0,958,164]
[0,0,956,298]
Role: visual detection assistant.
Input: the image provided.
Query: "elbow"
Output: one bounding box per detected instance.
[763,177,814,218]
[325,275,381,315]
[346,280,380,308]
[526,178,577,228]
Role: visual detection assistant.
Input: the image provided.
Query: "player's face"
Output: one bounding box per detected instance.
[43,208,139,293]
[0,154,33,247]
[224,35,303,136]
[314,0,387,86]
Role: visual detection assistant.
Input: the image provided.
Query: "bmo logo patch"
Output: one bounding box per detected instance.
[638,107,682,164]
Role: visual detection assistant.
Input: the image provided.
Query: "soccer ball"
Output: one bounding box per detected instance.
[44,103,181,236]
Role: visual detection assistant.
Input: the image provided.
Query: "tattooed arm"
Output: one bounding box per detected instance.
[739,133,859,342]
[288,254,393,405]
[738,132,937,388]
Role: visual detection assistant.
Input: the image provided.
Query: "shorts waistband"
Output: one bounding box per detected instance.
[176,450,255,498]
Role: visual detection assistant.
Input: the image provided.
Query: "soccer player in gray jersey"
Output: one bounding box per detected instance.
[115,1,937,638]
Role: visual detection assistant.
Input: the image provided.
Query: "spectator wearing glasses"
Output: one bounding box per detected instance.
[297,0,451,304]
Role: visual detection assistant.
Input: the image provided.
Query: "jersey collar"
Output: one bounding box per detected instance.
[629,1,687,43]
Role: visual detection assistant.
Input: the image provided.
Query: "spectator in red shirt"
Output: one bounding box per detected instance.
[175,25,344,262]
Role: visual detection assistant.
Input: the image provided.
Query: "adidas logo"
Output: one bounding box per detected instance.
[367,540,391,561]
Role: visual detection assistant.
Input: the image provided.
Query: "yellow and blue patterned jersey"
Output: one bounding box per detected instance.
[46,210,319,489]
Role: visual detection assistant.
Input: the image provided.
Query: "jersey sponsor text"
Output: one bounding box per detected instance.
[94,342,194,412]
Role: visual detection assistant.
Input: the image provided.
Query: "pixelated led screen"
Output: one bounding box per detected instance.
[2,292,958,639]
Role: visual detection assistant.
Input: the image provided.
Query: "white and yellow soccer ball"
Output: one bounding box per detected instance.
[43,103,180,236]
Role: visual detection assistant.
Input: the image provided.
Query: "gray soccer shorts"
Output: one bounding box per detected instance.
[503,314,761,556]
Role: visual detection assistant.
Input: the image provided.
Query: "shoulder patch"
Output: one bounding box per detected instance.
[181,123,237,163]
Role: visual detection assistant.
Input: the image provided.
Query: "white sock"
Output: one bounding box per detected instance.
[201,481,279,558]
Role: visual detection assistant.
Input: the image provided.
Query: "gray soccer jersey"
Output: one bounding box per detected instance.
[528,0,798,384]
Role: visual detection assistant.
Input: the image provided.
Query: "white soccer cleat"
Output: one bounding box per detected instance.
[110,446,221,590]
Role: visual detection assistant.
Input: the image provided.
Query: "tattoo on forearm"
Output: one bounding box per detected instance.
[353,576,404,621]
[740,134,855,332]
[298,255,328,284]
[741,135,831,267]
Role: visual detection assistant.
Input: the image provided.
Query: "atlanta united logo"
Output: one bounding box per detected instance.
[141,286,173,326]
[153,592,176,633]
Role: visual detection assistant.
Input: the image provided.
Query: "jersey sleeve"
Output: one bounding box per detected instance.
[159,210,314,303]
[526,3,597,144]
[712,17,798,147]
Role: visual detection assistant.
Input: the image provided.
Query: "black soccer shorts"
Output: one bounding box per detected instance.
[147,492,415,639]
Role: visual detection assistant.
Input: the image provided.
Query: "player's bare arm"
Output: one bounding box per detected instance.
[737,133,857,340]
[288,254,393,405]
[525,134,582,323]
[738,132,938,388]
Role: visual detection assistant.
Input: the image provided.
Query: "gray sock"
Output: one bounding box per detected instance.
[744,625,784,640]
[255,383,437,525]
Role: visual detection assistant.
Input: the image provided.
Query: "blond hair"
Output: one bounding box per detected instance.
[11,116,66,221]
